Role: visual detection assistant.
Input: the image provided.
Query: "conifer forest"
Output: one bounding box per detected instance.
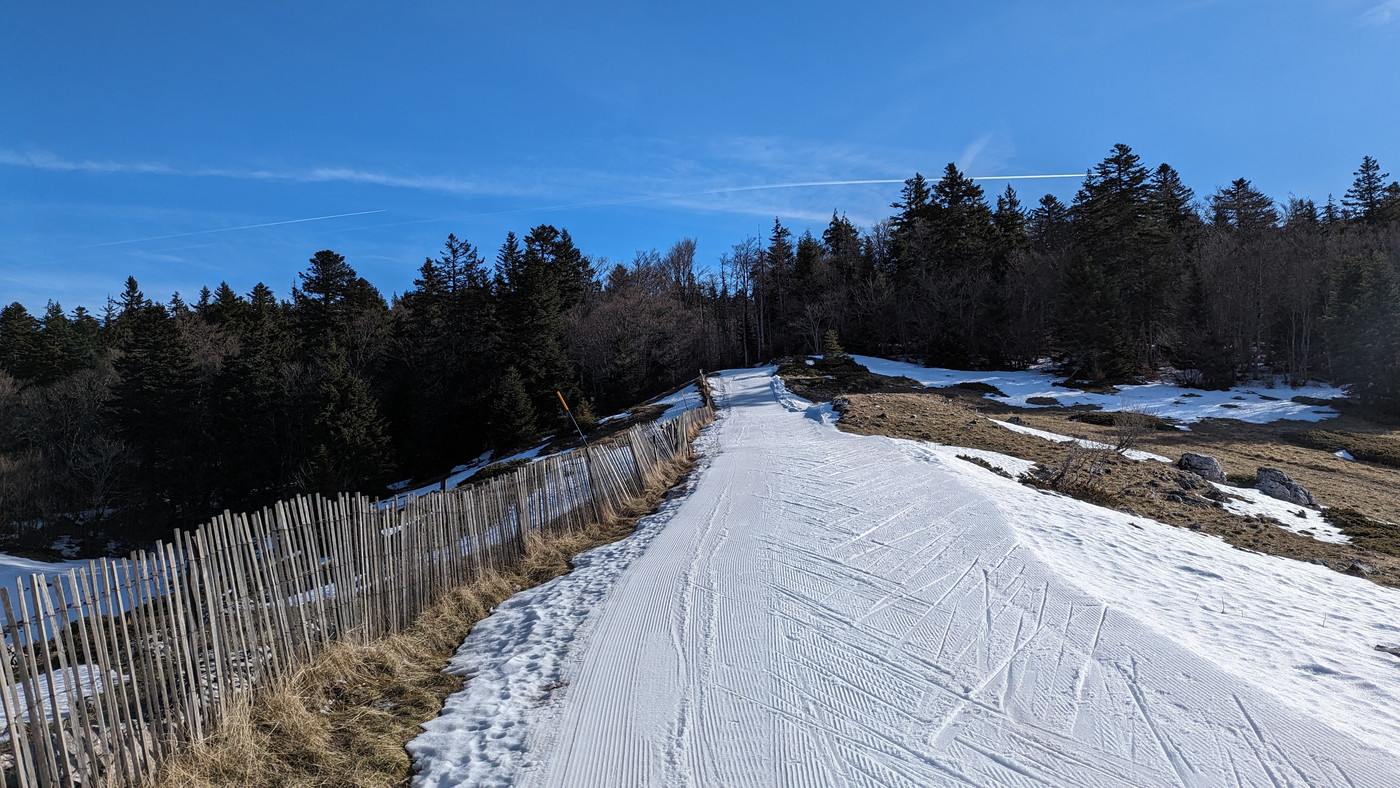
[3,144,1399,547]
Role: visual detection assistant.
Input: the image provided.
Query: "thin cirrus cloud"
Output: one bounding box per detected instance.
[1362,0,1400,26]
[0,149,499,197]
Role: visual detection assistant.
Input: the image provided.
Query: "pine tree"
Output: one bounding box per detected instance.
[293,249,358,342]
[111,302,201,529]
[1342,155,1390,222]
[1063,144,1166,377]
[302,343,390,493]
[0,303,42,381]
[488,366,537,447]
[1211,178,1278,234]
[1325,253,1400,410]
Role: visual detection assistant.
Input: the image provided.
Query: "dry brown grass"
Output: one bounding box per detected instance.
[151,454,697,788]
[828,389,1400,588]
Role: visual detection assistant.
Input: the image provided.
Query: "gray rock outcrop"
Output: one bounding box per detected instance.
[1178,453,1226,483]
[1256,467,1318,508]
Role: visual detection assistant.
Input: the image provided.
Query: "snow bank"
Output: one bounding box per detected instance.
[855,354,1347,424]
[989,418,1171,463]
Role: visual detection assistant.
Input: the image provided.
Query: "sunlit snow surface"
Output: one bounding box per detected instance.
[854,355,1347,424]
[411,367,1400,787]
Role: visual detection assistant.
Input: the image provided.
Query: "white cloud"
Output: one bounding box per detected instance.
[1362,0,1400,26]
[0,149,504,197]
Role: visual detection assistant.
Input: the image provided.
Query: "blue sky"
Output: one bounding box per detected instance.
[3,1,1398,311]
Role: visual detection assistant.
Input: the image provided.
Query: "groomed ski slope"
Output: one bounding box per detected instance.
[410,367,1400,787]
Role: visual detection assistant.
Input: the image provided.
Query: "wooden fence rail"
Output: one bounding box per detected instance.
[0,388,715,788]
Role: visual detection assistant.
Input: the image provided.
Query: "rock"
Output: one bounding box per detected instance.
[1007,416,1027,426]
[1178,453,1226,483]
[1176,474,1201,490]
[1256,467,1318,508]
[1376,644,1400,657]
[1309,557,1330,567]
[1345,560,1375,576]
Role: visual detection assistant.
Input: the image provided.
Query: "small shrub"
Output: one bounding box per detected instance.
[956,454,1012,478]
[1225,471,1257,487]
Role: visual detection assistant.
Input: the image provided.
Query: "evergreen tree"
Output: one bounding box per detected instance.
[0,303,42,382]
[1062,143,1165,377]
[111,302,202,529]
[1342,155,1390,222]
[488,366,537,447]
[495,228,582,427]
[293,249,358,342]
[302,343,390,493]
[1211,178,1278,234]
[1325,253,1400,410]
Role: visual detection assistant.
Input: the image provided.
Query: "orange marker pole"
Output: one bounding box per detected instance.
[557,390,589,446]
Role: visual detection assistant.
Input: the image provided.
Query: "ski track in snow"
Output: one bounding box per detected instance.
[410,367,1400,787]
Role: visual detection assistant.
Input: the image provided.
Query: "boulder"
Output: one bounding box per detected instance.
[1178,453,1226,483]
[1256,467,1318,508]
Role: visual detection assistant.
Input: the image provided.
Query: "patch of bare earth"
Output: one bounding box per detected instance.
[778,361,1400,589]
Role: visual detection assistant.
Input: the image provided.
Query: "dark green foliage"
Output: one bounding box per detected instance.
[488,367,537,448]
[302,343,390,494]
[1324,253,1400,411]
[822,329,847,359]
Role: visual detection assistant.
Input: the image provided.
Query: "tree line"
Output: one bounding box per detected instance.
[2,144,1397,548]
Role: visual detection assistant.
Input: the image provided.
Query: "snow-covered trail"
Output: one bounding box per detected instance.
[411,368,1400,787]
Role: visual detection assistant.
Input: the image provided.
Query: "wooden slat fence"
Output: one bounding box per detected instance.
[0,387,715,787]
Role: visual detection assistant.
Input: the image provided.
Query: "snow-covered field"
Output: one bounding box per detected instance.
[410,367,1400,787]
[855,355,1347,425]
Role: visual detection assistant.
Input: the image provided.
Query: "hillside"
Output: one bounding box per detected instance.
[409,366,1400,786]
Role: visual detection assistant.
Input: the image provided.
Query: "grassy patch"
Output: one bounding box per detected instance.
[1325,507,1400,557]
[1071,411,1175,430]
[1226,472,1258,487]
[1286,430,1400,469]
[938,381,1007,398]
[1025,396,1060,406]
[776,355,921,401]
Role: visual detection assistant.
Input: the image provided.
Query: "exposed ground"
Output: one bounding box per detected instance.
[780,355,1400,588]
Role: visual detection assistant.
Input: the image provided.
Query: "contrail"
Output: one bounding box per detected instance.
[85,209,388,248]
[479,173,1087,215]
[309,173,1091,235]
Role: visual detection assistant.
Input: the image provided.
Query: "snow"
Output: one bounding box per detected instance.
[0,664,127,728]
[0,554,91,602]
[647,383,702,422]
[989,418,1172,463]
[411,367,1400,787]
[1336,449,1355,461]
[387,444,549,506]
[1212,484,1349,544]
[854,355,1348,425]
